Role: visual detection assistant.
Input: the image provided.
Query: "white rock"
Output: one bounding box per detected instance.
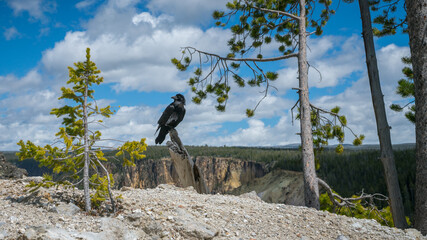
[336,235,349,240]
[351,222,363,229]
[55,202,80,216]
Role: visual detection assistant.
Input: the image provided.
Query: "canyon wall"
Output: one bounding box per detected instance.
[112,157,266,193]
[110,156,304,206]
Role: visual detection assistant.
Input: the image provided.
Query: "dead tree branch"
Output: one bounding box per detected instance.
[318,177,390,225]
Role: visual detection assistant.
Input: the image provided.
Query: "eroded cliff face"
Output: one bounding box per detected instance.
[194,156,266,194]
[231,169,305,206]
[111,157,265,193]
[110,156,304,206]
[111,158,179,189]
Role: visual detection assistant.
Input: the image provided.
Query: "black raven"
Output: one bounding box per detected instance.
[155,94,186,144]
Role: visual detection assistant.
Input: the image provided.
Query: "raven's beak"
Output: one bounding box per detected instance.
[171,95,178,100]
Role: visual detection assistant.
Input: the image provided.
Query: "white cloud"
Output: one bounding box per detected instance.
[146,0,229,25]
[132,12,173,28]
[41,23,231,93]
[0,122,59,150]
[3,27,20,40]
[0,70,43,94]
[0,87,61,150]
[75,0,98,10]
[275,35,365,91]
[1,89,59,117]
[308,36,365,88]
[5,0,56,22]
[192,115,300,147]
[95,105,160,146]
[377,44,410,88]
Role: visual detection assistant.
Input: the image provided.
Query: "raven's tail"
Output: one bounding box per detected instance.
[155,126,169,144]
[154,125,161,135]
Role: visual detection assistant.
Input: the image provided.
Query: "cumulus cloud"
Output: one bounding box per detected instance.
[41,22,230,93]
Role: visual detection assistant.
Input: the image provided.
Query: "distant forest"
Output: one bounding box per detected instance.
[4,145,416,219]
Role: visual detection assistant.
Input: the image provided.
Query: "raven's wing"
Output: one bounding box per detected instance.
[157,103,175,126]
[165,112,179,126]
[177,107,185,123]
[166,105,185,127]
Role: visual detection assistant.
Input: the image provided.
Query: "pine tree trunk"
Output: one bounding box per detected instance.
[406,0,427,234]
[83,77,91,212]
[358,0,407,229]
[298,0,319,209]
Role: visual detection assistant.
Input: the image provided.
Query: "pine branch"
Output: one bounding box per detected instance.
[183,47,299,62]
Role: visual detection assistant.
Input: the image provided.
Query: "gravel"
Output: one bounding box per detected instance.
[0,177,425,240]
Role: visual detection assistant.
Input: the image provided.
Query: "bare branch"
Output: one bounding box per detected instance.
[290,99,300,126]
[400,99,415,109]
[95,139,127,143]
[318,178,389,208]
[251,61,270,112]
[71,178,84,187]
[92,152,116,212]
[91,145,116,149]
[183,47,298,62]
[52,152,85,161]
[307,31,317,36]
[308,62,323,83]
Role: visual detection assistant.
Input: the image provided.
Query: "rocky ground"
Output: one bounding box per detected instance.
[0,177,425,240]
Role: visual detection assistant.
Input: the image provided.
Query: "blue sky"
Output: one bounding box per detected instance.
[0,0,412,150]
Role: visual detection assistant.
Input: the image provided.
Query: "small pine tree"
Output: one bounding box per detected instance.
[17,48,147,212]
